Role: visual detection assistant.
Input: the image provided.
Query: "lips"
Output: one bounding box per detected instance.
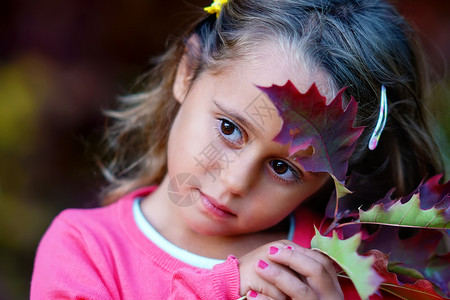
[199,191,236,218]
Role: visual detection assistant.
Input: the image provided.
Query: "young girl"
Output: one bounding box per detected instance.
[31,0,445,299]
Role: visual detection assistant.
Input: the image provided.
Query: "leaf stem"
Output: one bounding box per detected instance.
[322,210,356,235]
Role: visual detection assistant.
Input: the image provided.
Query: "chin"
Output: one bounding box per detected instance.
[185,217,237,236]
[190,222,230,236]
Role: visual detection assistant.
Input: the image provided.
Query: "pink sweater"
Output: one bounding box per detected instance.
[31,186,323,299]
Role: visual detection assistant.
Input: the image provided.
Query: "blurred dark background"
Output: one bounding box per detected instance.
[0,0,448,299]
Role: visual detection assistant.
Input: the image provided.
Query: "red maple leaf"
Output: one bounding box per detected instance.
[259,81,364,185]
[338,250,449,299]
[418,174,450,211]
[370,250,448,299]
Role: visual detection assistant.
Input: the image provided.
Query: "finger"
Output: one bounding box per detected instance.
[255,259,319,300]
[248,259,288,300]
[270,245,338,282]
[246,290,276,300]
[267,246,343,299]
[286,245,338,279]
[309,249,341,288]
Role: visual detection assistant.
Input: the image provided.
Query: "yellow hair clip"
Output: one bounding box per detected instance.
[204,0,228,17]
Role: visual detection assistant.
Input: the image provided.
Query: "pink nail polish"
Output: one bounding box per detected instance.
[258,259,269,269]
[249,290,259,298]
[269,246,279,254]
[284,245,294,250]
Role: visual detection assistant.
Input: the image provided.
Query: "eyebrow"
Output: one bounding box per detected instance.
[213,100,259,137]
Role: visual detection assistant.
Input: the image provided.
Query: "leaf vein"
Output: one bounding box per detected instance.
[398,197,416,225]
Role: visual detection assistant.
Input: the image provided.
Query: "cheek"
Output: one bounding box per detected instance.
[167,113,192,175]
[242,198,296,231]
[246,187,303,217]
[253,180,327,218]
[166,110,216,175]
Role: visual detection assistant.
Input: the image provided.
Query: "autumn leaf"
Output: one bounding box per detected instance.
[348,176,450,296]
[370,250,449,299]
[379,281,447,300]
[359,193,450,229]
[259,81,364,197]
[337,250,448,299]
[328,175,450,231]
[360,228,443,269]
[359,227,450,297]
[361,175,450,227]
[417,174,450,211]
[311,228,384,299]
[311,173,450,298]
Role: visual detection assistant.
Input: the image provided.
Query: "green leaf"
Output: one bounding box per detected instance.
[387,262,425,280]
[310,228,383,299]
[359,194,450,229]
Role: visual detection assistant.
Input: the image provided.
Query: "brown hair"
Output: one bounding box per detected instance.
[101,0,444,207]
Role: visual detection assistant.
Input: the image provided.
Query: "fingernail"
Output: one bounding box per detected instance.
[248,290,259,298]
[269,246,279,254]
[284,245,294,250]
[258,259,269,269]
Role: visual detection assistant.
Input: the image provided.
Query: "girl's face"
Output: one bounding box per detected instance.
[166,50,330,237]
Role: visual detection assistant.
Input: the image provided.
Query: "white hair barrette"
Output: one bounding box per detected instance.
[368,85,388,150]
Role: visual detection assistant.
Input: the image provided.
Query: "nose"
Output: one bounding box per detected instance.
[219,151,259,197]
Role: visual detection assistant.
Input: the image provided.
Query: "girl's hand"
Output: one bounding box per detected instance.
[238,240,343,300]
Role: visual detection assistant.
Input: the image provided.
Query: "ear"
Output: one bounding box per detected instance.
[173,35,201,103]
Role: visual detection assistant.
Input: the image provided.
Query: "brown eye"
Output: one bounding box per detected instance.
[268,159,302,184]
[271,160,288,174]
[217,119,243,145]
[221,120,235,135]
